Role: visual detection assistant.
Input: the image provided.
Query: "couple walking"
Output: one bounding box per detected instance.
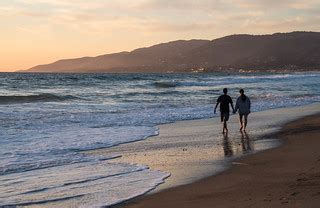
[214,88,251,133]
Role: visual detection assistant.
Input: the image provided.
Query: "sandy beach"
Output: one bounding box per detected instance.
[107,108,319,208]
[118,112,320,208]
[88,104,320,207]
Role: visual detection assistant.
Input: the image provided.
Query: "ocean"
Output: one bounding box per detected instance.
[0,72,319,207]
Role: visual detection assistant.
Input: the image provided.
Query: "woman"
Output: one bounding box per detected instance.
[235,89,251,131]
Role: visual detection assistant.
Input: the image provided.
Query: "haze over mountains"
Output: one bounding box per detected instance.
[24,32,320,73]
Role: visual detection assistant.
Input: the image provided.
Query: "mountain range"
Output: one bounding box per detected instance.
[24,31,320,73]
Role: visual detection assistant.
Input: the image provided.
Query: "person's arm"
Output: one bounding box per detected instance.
[235,98,239,113]
[248,97,251,114]
[214,97,220,114]
[231,102,235,114]
[214,102,219,114]
[230,97,235,114]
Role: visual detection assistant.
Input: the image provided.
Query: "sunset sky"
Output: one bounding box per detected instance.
[1,0,319,72]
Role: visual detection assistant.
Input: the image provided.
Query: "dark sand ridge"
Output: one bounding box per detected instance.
[119,113,320,208]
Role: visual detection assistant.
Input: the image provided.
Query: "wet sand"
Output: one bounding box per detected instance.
[120,113,320,208]
[90,104,319,193]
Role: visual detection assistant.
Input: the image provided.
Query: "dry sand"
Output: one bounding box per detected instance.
[119,113,320,208]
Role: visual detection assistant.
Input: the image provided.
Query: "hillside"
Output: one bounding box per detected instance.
[24,32,320,73]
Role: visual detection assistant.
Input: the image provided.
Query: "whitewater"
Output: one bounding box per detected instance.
[0,72,319,207]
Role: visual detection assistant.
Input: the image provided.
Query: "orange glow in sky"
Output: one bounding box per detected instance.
[1,0,319,72]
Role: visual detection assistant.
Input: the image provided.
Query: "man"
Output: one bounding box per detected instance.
[214,88,235,133]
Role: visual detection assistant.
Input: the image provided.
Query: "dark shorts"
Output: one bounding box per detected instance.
[239,113,249,117]
[220,112,230,122]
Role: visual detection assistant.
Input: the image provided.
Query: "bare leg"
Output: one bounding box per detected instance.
[243,114,248,131]
[239,114,243,131]
[224,120,228,133]
[222,117,229,133]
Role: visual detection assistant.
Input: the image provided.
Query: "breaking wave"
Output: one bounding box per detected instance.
[0,93,79,104]
[153,81,178,88]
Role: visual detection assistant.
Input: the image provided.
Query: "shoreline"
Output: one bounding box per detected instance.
[118,112,320,208]
[88,103,320,207]
[11,69,320,74]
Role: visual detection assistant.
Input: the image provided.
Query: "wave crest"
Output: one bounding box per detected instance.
[0,93,79,104]
[153,81,178,88]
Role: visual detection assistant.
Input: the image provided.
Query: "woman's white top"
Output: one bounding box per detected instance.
[235,96,251,114]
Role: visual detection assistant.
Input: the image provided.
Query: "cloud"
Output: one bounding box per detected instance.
[2,0,319,71]
[136,0,227,11]
[0,6,20,17]
[138,21,219,33]
[0,4,50,18]
[3,0,320,35]
[232,0,319,9]
[16,25,51,34]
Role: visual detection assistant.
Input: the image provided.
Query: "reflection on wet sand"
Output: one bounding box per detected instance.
[222,131,254,157]
[222,133,233,157]
[240,131,254,152]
